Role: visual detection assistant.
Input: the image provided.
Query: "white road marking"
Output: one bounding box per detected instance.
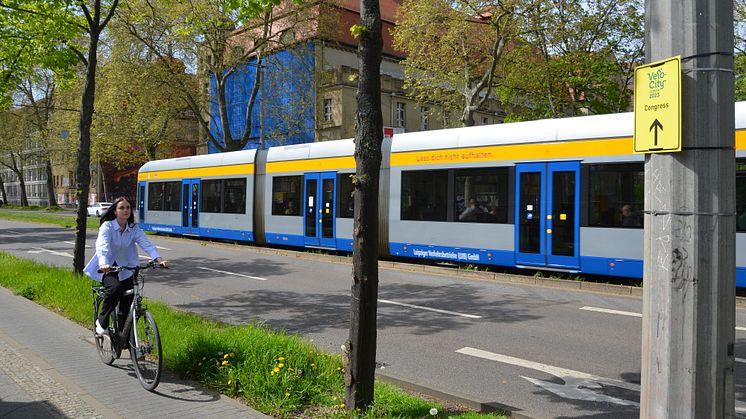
[28,247,73,258]
[456,346,639,406]
[6,230,22,235]
[155,245,171,250]
[736,357,746,364]
[378,299,482,319]
[63,241,90,248]
[580,306,641,318]
[197,266,268,281]
[581,306,746,331]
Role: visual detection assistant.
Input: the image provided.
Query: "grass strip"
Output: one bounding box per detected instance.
[0,253,506,419]
[0,209,99,229]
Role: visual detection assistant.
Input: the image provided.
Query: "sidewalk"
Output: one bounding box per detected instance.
[0,287,270,419]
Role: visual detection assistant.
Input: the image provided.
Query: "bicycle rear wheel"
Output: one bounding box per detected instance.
[130,310,162,391]
[93,296,116,365]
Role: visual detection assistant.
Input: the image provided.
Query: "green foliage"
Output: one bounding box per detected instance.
[0,0,84,108]
[350,24,367,39]
[0,253,507,419]
[500,0,643,119]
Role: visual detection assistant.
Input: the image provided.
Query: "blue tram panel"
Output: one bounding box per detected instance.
[138,103,746,287]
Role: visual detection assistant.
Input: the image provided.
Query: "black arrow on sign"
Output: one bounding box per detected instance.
[649,119,663,146]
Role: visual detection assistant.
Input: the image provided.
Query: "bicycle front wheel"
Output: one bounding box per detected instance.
[130,310,162,391]
[93,296,116,365]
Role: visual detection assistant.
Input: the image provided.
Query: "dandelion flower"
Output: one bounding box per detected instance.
[278,363,284,368]
[429,408,438,416]
[273,367,280,373]
[228,380,233,385]
[224,354,230,359]
[271,371,276,376]
[285,392,290,397]
[222,360,229,366]
[340,403,345,408]
[278,357,285,361]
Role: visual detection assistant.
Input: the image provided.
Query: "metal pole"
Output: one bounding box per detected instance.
[641,1,735,417]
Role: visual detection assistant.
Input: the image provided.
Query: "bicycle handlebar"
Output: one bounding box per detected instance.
[98,260,168,273]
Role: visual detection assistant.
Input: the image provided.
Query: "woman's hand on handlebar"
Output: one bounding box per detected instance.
[155,258,169,269]
[99,264,111,273]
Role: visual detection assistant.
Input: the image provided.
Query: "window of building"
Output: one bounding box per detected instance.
[272,175,301,215]
[420,106,429,130]
[147,181,181,211]
[455,168,509,223]
[396,102,406,128]
[323,98,332,122]
[337,173,355,218]
[482,117,489,125]
[737,158,746,232]
[401,170,447,221]
[588,163,644,228]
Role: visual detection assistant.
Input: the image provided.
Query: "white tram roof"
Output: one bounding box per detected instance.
[391,112,634,153]
[139,149,256,173]
[736,101,746,129]
[267,138,355,162]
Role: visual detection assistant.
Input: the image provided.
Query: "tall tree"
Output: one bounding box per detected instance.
[0,109,31,206]
[393,0,526,126]
[735,0,746,100]
[16,70,60,208]
[1,0,119,272]
[344,0,383,413]
[119,0,323,152]
[502,0,643,119]
[92,25,194,169]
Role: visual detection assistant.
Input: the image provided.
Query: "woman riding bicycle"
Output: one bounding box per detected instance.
[83,196,169,335]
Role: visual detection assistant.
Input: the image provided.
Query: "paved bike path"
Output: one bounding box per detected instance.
[0,287,270,419]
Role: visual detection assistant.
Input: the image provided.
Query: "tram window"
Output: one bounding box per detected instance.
[401,170,447,221]
[454,168,508,223]
[337,173,355,218]
[162,182,181,211]
[147,183,164,211]
[223,178,247,214]
[147,181,180,211]
[272,175,301,216]
[737,159,746,232]
[201,180,222,213]
[588,163,644,228]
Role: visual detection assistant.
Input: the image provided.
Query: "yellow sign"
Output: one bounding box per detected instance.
[634,56,681,153]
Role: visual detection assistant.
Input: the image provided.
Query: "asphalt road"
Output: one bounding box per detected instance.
[1,219,745,418]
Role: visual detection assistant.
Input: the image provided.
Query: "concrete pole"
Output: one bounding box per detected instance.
[641,1,736,418]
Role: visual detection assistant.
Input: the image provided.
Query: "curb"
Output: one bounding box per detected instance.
[376,369,536,419]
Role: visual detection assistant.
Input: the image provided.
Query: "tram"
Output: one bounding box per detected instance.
[138,104,746,286]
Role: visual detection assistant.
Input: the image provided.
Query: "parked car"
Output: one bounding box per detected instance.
[87,202,112,217]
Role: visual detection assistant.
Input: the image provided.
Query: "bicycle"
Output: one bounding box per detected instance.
[92,260,165,391]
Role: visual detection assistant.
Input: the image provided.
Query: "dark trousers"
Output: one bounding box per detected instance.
[98,272,134,331]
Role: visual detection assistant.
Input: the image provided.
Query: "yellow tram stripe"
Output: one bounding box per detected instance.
[266,156,356,173]
[138,163,254,181]
[737,130,746,150]
[391,137,633,167]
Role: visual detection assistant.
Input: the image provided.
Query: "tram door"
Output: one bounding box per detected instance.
[137,182,146,223]
[181,178,200,235]
[515,162,580,269]
[304,172,336,248]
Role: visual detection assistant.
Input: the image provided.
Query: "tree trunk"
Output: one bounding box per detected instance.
[345,0,383,412]
[73,26,102,274]
[18,174,28,207]
[45,159,57,208]
[0,176,7,204]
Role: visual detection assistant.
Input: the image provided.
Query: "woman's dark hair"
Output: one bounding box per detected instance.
[100,196,136,226]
